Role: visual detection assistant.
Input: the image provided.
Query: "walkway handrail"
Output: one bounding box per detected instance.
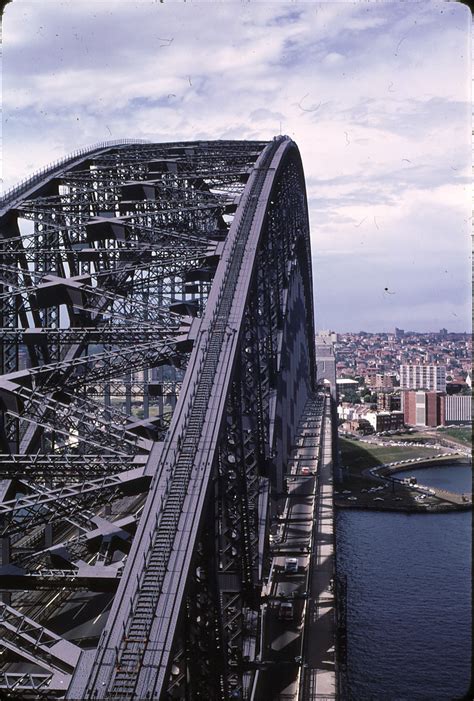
[0,138,150,209]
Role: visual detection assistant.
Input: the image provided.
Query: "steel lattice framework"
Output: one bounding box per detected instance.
[0,137,315,700]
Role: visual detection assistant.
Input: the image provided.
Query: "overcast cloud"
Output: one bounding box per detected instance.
[2,1,471,332]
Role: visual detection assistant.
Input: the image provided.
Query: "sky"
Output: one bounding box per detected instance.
[2,1,471,333]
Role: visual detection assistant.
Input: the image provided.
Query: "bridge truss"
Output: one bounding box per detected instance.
[0,137,315,700]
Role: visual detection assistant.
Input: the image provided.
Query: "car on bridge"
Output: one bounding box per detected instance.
[278,601,294,620]
[284,557,299,574]
[301,466,311,475]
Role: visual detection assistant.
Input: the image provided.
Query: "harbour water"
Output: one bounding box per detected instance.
[395,462,472,495]
[336,464,472,700]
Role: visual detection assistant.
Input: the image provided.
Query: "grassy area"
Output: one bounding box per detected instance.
[390,434,436,444]
[437,426,472,446]
[339,437,441,475]
[337,436,471,513]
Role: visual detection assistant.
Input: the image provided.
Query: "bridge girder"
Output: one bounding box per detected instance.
[0,138,315,701]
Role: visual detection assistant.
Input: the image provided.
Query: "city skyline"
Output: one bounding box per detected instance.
[327,327,471,334]
[2,1,471,332]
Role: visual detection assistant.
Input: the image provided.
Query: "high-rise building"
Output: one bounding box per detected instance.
[445,395,471,425]
[399,364,446,392]
[316,333,336,402]
[402,390,445,427]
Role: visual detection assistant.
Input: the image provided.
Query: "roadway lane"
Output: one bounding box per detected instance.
[252,393,334,700]
[299,401,336,699]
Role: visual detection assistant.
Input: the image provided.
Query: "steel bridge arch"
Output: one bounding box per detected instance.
[0,137,315,701]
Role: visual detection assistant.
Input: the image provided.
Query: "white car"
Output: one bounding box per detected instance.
[284,558,298,574]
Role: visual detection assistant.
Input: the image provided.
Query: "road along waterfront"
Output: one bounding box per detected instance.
[336,437,471,513]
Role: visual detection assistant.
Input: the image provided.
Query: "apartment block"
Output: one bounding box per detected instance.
[402,390,445,427]
[399,364,446,392]
[374,373,394,389]
[445,395,472,425]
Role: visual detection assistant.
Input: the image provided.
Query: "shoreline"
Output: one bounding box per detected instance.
[335,457,472,514]
[335,501,472,514]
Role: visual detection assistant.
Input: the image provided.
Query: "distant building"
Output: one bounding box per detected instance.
[446,379,468,395]
[445,395,471,425]
[361,368,378,385]
[400,364,446,392]
[336,378,359,397]
[341,419,362,433]
[341,418,373,435]
[337,403,359,422]
[365,410,405,432]
[316,333,336,402]
[317,329,338,344]
[374,373,394,390]
[395,328,405,339]
[338,403,373,423]
[402,390,445,427]
[377,392,401,412]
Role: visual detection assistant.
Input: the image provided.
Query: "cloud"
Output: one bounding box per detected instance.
[2,1,470,332]
[322,52,345,66]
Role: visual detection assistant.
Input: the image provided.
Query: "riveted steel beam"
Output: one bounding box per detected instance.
[0,139,316,700]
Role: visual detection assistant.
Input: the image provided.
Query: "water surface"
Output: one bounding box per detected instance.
[336,465,472,700]
[394,462,471,495]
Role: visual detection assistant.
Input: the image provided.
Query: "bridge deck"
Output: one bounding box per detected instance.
[251,393,337,700]
[299,400,337,700]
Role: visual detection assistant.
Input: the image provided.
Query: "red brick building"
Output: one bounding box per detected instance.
[402,390,445,427]
[374,373,394,389]
[377,392,401,412]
